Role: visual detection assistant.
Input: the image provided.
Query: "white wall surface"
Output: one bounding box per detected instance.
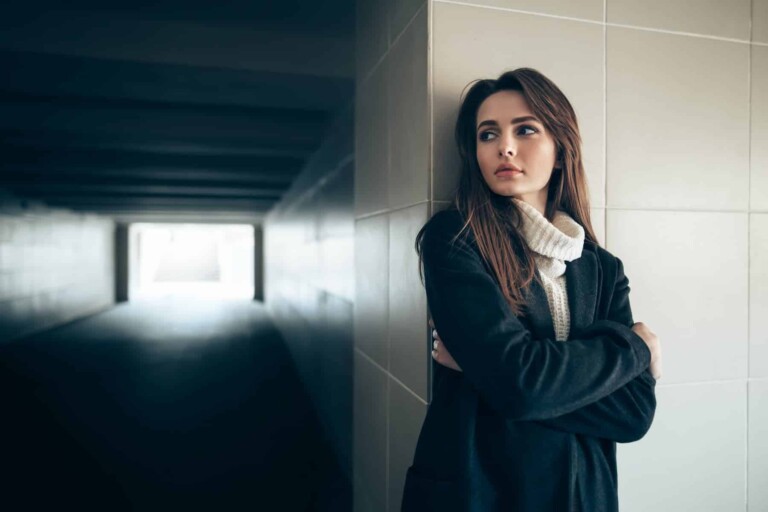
[0,190,115,343]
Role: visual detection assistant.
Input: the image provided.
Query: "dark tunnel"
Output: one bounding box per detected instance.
[0,1,355,510]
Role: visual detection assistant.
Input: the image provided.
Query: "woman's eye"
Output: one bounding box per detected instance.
[478,131,497,142]
[518,125,538,136]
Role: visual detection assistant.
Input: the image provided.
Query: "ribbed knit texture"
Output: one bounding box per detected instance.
[512,198,585,341]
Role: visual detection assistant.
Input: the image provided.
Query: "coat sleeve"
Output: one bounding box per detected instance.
[422,212,651,421]
[534,257,657,442]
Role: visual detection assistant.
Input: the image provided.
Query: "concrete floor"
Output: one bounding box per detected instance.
[0,298,348,511]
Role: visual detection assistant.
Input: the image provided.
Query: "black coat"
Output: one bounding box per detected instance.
[401,209,657,512]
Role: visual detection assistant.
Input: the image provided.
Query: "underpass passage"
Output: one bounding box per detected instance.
[0,298,346,511]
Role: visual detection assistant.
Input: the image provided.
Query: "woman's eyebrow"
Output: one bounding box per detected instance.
[510,115,540,124]
[476,120,498,130]
[476,116,541,130]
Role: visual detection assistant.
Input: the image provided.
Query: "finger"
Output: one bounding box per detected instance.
[433,340,439,350]
[428,318,434,328]
[432,329,439,340]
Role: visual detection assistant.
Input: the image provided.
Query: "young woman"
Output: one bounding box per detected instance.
[401,68,662,512]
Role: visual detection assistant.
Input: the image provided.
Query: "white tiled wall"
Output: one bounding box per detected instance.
[606,27,749,211]
[601,3,762,509]
[607,0,751,39]
[607,209,749,385]
[0,191,114,343]
[354,1,429,510]
[355,0,767,510]
[617,381,747,512]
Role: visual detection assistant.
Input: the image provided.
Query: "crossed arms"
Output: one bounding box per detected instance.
[422,211,656,443]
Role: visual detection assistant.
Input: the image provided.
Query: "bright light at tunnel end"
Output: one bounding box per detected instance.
[128,223,254,301]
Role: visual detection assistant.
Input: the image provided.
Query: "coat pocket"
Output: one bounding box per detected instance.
[400,465,463,512]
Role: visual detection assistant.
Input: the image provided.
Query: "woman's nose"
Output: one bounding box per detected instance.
[498,143,516,157]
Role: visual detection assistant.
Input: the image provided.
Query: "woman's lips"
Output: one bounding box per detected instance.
[495,169,523,177]
[495,163,523,176]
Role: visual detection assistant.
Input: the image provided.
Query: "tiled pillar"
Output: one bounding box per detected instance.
[353,0,430,510]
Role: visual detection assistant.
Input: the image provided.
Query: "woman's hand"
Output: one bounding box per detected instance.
[429,318,463,372]
[631,322,662,380]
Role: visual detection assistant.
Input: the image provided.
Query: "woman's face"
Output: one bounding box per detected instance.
[475,90,558,213]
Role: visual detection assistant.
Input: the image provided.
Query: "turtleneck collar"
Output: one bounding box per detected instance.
[511,197,585,278]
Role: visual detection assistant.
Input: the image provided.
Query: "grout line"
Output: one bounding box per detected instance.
[354,347,429,405]
[390,372,429,406]
[746,1,753,508]
[436,0,755,44]
[429,0,435,213]
[385,207,390,512]
[435,0,603,25]
[655,377,755,389]
[386,371,390,512]
[360,0,427,89]
[391,1,428,50]
[427,0,435,404]
[606,21,750,44]
[603,206,761,214]
[355,208,391,221]
[603,0,608,248]
[360,51,388,94]
[355,199,431,221]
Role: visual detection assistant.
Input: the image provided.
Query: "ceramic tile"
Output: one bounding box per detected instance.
[356,60,390,217]
[607,27,749,210]
[387,378,427,512]
[752,0,768,43]
[388,7,430,210]
[441,0,603,21]
[353,351,388,511]
[390,0,425,44]
[752,45,768,211]
[617,381,747,512]
[608,0,750,40]
[354,214,389,367]
[607,209,748,384]
[389,203,429,400]
[749,379,768,512]
[356,0,389,81]
[750,214,768,377]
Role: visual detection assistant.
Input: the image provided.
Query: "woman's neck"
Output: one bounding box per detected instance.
[512,190,548,217]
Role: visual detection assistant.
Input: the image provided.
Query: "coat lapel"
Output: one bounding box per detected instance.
[523,271,557,341]
[523,247,599,340]
[565,248,599,337]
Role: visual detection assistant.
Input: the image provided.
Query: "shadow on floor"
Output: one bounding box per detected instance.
[0,298,350,511]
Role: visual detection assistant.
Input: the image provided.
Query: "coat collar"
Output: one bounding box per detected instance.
[523,242,599,340]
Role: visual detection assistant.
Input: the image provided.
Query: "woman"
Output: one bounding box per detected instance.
[401,68,662,512]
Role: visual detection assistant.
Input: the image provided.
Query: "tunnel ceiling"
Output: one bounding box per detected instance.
[0,1,354,222]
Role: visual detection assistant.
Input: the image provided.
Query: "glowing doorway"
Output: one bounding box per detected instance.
[129,223,254,300]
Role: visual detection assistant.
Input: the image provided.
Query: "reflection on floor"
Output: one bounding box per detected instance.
[0,298,349,511]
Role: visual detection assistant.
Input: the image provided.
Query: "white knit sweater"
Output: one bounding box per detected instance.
[511,198,585,341]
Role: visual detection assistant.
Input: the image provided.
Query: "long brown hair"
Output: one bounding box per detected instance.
[416,68,599,317]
